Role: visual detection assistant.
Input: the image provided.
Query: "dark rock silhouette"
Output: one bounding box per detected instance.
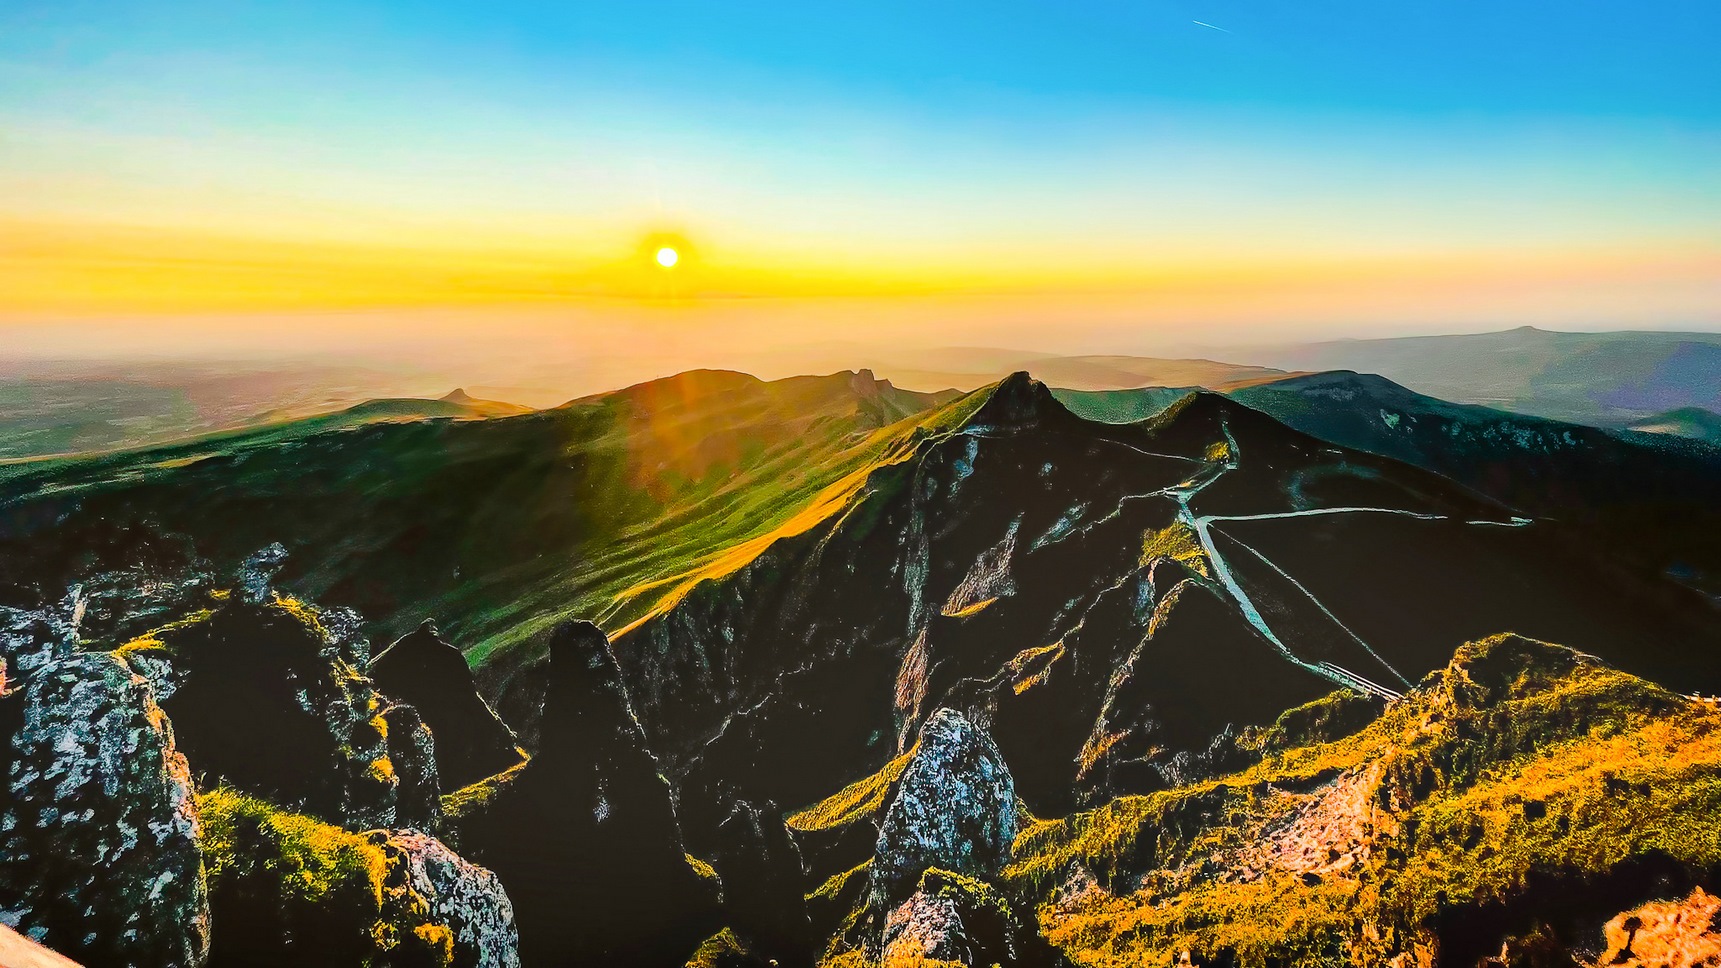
[368,620,523,789]
[713,799,815,968]
[142,593,438,829]
[448,620,719,965]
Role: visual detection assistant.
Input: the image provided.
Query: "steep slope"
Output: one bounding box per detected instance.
[1006,634,1721,967]
[1249,325,1721,425]
[600,374,1721,871]
[0,369,955,680]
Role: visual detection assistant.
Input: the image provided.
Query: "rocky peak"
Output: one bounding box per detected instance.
[235,542,288,604]
[965,371,1070,431]
[442,388,476,404]
[870,708,1017,910]
[446,619,719,964]
[368,619,523,789]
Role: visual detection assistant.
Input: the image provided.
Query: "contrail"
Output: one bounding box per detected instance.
[1192,19,1231,32]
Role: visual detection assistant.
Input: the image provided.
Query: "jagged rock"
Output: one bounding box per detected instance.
[714,800,815,968]
[379,703,441,831]
[125,594,437,830]
[0,650,209,968]
[0,586,83,683]
[235,543,288,604]
[368,620,523,789]
[870,708,1017,910]
[199,788,516,968]
[374,830,520,968]
[447,620,719,964]
[879,869,1052,967]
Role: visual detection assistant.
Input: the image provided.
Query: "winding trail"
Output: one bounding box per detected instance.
[1167,417,1531,701]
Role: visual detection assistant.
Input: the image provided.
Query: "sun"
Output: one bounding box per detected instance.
[655,246,679,269]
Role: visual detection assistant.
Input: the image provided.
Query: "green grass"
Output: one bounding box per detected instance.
[0,371,987,681]
[1005,634,1721,966]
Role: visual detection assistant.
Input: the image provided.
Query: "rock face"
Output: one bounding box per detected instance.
[368,620,523,789]
[448,620,719,964]
[870,708,1017,910]
[0,645,209,968]
[376,830,520,968]
[129,593,438,830]
[713,800,815,968]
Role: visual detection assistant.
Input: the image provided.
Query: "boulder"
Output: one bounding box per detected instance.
[374,830,520,968]
[447,620,720,964]
[869,708,1017,910]
[368,620,523,789]
[0,649,209,968]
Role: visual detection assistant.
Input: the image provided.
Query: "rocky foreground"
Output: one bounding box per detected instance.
[2,546,1720,967]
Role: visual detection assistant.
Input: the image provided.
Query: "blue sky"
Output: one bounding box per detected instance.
[0,0,1716,351]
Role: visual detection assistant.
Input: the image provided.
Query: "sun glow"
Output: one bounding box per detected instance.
[655,247,679,268]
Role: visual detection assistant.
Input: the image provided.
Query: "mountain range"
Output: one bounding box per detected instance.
[2,357,1721,967]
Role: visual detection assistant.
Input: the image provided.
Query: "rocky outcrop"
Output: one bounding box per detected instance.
[378,830,520,968]
[0,647,209,968]
[870,708,1017,909]
[447,620,720,964]
[368,620,523,789]
[199,788,517,968]
[713,800,815,968]
[880,869,1052,968]
[126,592,438,830]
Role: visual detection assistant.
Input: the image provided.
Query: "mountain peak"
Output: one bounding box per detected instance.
[966,371,1071,430]
[441,388,474,403]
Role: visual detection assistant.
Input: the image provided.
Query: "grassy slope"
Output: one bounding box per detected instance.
[1004,634,1721,966]
[0,370,974,677]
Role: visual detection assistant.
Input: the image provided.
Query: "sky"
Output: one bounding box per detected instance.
[2,0,1718,371]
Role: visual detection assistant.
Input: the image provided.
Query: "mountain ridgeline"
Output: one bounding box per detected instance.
[2,367,1721,967]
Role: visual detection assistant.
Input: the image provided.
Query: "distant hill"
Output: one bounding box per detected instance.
[1245,326,1721,426]
[439,388,534,417]
[876,350,1293,392]
[1628,405,1721,444]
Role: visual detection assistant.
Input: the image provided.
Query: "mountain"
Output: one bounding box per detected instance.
[1245,326,1721,426]
[871,350,1295,393]
[440,388,535,417]
[5,368,1721,967]
[0,369,959,674]
[1060,370,1721,597]
[1628,405,1721,444]
[585,374,1721,862]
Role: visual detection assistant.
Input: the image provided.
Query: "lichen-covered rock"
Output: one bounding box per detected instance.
[0,650,209,968]
[446,620,720,965]
[870,709,1017,910]
[0,586,83,683]
[121,593,438,830]
[373,830,520,968]
[368,621,523,789]
[199,788,518,968]
[879,869,1047,968]
[235,542,288,604]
